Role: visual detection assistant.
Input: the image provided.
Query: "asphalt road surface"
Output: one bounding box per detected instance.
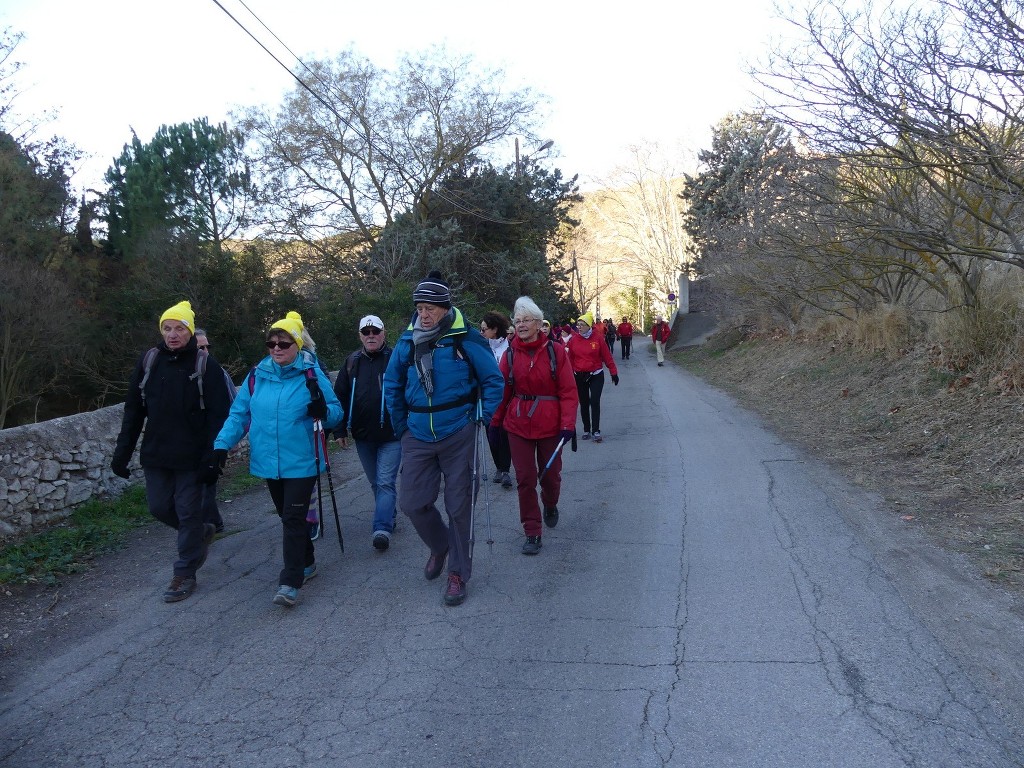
[2,342,1023,767]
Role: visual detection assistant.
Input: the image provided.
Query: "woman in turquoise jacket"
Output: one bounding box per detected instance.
[213,312,342,607]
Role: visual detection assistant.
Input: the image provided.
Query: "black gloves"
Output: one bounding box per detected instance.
[611,374,619,386]
[200,449,228,485]
[307,396,328,421]
[559,429,575,442]
[111,458,131,479]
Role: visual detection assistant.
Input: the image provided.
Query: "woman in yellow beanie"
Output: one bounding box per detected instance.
[565,311,619,443]
[213,311,342,607]
[112,300,234,603]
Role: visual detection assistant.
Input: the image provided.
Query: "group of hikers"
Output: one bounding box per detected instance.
[111,272,672,608]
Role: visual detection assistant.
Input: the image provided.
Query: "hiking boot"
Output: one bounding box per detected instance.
[543,505,559,528]
[492,472,502,483]
[424,548,448,580]
[443,572,467,606]
[214,522,225,534]
[303,564,318,584]
[197,523,216,569]
[522,535,542,555]
[658,362,664,366]
[308,521,321,542]
[163,575,196,603]
[372,531,391,551]
[593,431,603,443]
[273,585,299,606]
[500,471,513,489]
[581,432,592,441]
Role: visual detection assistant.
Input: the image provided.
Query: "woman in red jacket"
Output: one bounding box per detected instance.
[492,296,579,554]
[565,312,619,443]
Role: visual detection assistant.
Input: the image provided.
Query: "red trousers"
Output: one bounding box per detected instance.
[507,432,563,537]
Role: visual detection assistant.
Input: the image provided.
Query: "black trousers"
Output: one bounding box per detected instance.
[620,336,632,358]
[575,370,606,434]
[267,476,317,588]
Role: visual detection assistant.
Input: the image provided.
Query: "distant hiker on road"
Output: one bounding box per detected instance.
[616,317,634,360]
[479,310,514,490]
[331,314,401,552]
[111,301,232,604]
[566,312,619,443]
[212,311,342,608]
[492,296,579,555]
[652,314,671,366]
[603,318,617,354]
[383,272,504,607]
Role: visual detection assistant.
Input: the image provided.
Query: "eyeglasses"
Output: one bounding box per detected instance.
[360,327,382,336]
[197,344,210,350]
[512,318,538,326]
[265,340,295,350]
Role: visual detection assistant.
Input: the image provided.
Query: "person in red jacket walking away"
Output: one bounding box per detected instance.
[616,316,634,360]
[652,314,672,366]
[492,297,579,554]
[565,312,619,443]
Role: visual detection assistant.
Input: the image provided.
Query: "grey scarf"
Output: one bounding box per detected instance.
[412,310,454,396]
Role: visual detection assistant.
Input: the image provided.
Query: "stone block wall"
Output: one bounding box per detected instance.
[0,404,136,540]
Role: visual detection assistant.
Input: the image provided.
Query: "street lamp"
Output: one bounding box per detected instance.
[515,138,554,177]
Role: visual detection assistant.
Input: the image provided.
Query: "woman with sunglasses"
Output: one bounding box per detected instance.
[212,311,342,607]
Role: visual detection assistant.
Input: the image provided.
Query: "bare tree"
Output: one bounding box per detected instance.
[752,0,1024,277]
[240,46,541,276]
[0,260,82,428]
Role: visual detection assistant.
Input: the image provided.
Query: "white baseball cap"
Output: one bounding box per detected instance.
[359,314,384,330]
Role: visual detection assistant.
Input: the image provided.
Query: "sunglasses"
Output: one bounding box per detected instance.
[265,340,295,350]
[360,327,382,336]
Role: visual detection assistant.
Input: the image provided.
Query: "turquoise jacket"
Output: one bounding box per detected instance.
[383,308,503,442]
[214,352,342,479]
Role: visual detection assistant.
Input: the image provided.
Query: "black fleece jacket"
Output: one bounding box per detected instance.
[331,344,398,443]
[113,337,231,471]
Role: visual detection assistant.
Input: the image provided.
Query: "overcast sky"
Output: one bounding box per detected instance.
[0,0,785,191]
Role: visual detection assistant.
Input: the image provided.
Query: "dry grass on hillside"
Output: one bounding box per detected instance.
[674,331,1024,595]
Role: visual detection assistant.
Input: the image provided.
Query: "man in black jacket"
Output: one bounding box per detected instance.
[111,301,232,602]
[332,315,401,551]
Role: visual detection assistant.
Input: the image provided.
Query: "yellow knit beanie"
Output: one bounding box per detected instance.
[577,311,595,328]
[159,300,196,332]
[269,311,305,350]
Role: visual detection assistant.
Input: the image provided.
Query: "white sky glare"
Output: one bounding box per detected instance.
[0,0,782,192]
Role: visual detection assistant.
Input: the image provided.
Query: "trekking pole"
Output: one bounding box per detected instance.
[469,416,480,560]
[538,436,568,483]
[309,420,323,541]
[483,428,494,548]
[316,419,345,552]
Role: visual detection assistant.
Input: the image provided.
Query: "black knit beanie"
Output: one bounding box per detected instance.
[412,271,452,308]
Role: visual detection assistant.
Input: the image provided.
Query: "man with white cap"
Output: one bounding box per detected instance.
[332,314,401,550]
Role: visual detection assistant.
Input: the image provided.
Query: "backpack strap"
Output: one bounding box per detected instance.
[506,340,557,394]
[138,347,160,404]
[190,348,209,410]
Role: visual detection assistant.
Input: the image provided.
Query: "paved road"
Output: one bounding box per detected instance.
[3,343,1023,767]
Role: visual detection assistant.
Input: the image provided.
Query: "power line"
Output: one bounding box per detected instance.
[209,0,526,226]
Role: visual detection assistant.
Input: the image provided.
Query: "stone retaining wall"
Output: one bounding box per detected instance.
[0,404,135,540]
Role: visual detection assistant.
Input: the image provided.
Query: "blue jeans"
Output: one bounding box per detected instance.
[355,439,401,534]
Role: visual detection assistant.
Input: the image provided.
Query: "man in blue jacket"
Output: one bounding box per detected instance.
[383,272,504,606]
